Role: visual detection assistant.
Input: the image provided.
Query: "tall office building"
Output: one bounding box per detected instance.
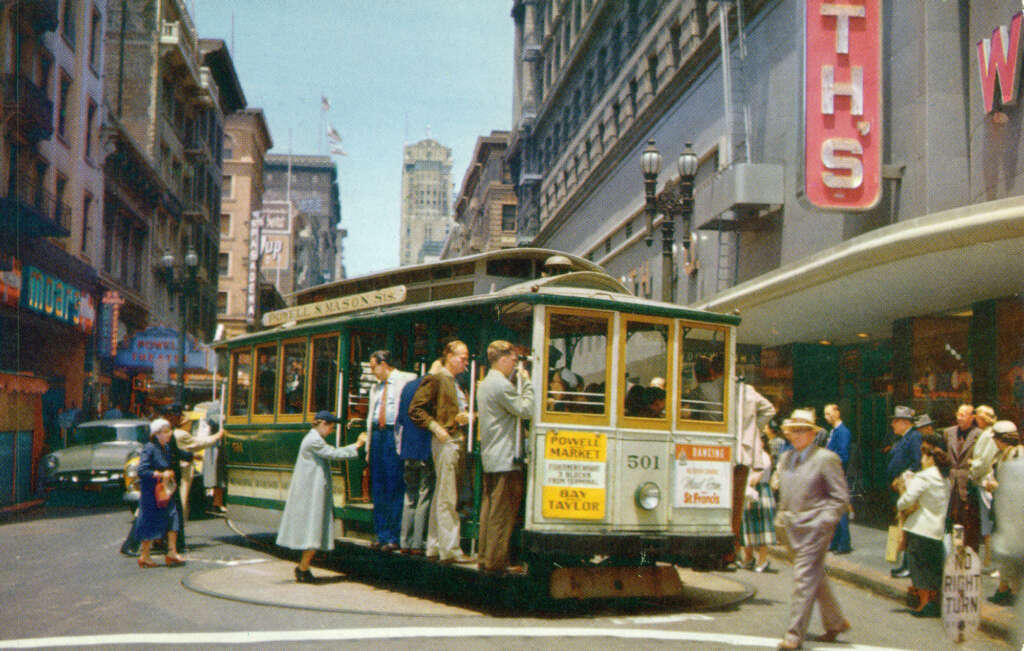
[400,138,452,265]
[262,154,343,291]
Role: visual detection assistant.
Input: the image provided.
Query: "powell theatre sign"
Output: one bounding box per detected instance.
[804,0,882,211]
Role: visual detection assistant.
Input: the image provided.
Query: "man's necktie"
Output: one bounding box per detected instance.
[377,383,387,429]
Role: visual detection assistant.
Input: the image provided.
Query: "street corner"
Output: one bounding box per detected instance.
[182,559,482,617]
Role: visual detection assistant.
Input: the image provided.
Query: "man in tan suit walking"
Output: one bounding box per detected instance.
[775,409,851,649]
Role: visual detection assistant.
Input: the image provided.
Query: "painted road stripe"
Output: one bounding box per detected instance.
[0,626,908,649]
[609,614,714,625]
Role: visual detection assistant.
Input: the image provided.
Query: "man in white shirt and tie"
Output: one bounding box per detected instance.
[367,350,416,551]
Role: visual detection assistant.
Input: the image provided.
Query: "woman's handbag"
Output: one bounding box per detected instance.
[154,475,178,508]
[885,524,903,563]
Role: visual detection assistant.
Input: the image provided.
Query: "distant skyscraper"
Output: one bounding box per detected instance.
[400,139,453,265]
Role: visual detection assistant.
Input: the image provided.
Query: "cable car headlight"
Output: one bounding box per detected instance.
[635,482,661,511]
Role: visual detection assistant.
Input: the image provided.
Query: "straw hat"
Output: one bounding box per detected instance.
[781,408,822,432]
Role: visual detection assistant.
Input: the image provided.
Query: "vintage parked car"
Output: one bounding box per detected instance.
[40,419,150,496]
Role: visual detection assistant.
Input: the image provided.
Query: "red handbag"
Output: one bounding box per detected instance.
[154,476,177,508]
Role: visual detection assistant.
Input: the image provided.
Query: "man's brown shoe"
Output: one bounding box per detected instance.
[777,639,801,650]
[813,618,851,642]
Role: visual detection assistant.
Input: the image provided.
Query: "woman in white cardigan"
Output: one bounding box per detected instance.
[895,431,951,618]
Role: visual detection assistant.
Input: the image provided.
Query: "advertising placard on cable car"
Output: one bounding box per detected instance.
[542,431,606,519]
[942,542,981,643]
[673,443,731,508]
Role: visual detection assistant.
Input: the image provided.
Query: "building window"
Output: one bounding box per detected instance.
[625,219,633,238]
[629,78,638,117]
[57,72,72,140]
[84,100,96,161]
[223,134,234,160]
[222,175,233,198]
[39,51,53,97]
[55,174,68,228]
[220,213,231,236]
[647,54,658,95]
[218,252,229,276]
[501,204,516,232]
[81,193,92,253]
[604,239,611,255]
[217,291,228,315]
[670,23,682,67]
[61,0,75,47]
[89,7,101,71]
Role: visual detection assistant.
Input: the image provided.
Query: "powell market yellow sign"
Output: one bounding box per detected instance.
[262,285,407,327]
[542,430,607,520]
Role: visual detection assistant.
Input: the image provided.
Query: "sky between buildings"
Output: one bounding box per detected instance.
[193,0,514,277]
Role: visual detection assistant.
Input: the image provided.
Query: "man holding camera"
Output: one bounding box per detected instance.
[476,341,534,574]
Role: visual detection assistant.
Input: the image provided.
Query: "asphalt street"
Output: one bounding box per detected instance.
[0,503,1012,650]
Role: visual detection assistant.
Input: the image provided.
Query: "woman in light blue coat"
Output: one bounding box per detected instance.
[276,411,366,582]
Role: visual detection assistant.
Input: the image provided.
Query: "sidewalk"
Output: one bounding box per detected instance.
[765,521,1017,642]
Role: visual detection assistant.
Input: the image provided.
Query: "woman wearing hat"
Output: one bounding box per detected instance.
[983,421,1022,606]
[276,411,367,582]
[134,418,188,568]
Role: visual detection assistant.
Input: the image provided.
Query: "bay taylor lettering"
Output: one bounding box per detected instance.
[542,431,607,519]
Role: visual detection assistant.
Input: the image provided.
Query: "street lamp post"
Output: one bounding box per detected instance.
[161,247,199,405]
[641,140,699,303]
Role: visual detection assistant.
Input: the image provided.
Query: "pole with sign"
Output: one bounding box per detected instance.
[942,524,981,643]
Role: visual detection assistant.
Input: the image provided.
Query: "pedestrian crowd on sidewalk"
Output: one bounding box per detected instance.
[885,403,1022,614]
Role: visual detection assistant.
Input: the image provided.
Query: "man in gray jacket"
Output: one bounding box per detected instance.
[775,409,850,649]
[476,340,534,574]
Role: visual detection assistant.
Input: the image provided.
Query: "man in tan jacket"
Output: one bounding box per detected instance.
[409,340,471,563]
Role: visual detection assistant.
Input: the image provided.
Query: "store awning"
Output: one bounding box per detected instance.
[693,196,1024,347]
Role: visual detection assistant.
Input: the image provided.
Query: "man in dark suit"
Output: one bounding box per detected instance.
[945,403,982,552]
[824,404,852,553]
[775,409,850,650]
[887,405,920,577]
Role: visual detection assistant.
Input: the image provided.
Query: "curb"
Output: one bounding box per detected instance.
[765,545,1016,643]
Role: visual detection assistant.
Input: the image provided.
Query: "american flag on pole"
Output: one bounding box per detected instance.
[320,94,330,112]
[326,124,342,143]
[330,145,347,156]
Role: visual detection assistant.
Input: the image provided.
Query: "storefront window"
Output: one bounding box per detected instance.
[622,318,670,421]
[229,349,251,417]
[545,309,609,418]
[279,340,307,415]
[309,335,339,415]
[253,344,278,416]
[679,324,728,424]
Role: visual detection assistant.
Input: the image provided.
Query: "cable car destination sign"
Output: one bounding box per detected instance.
[262,285,407,327]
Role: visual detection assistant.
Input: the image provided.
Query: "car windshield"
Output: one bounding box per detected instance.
[71,425,147,446]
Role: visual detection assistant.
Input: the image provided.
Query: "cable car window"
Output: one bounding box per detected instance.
[253,344,278,416]
[622,319,669,420]
[279,340,307,415]
[679,325,728,423]
[308,335,339,414]
[346,330,386,421]
[545,310,609,416]
[229,348,251,417]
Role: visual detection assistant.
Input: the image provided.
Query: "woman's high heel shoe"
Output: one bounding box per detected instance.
[138,558,159,568]
[165,554,186,566]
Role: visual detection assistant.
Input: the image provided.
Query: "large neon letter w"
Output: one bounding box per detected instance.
[978,12,1024,113]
